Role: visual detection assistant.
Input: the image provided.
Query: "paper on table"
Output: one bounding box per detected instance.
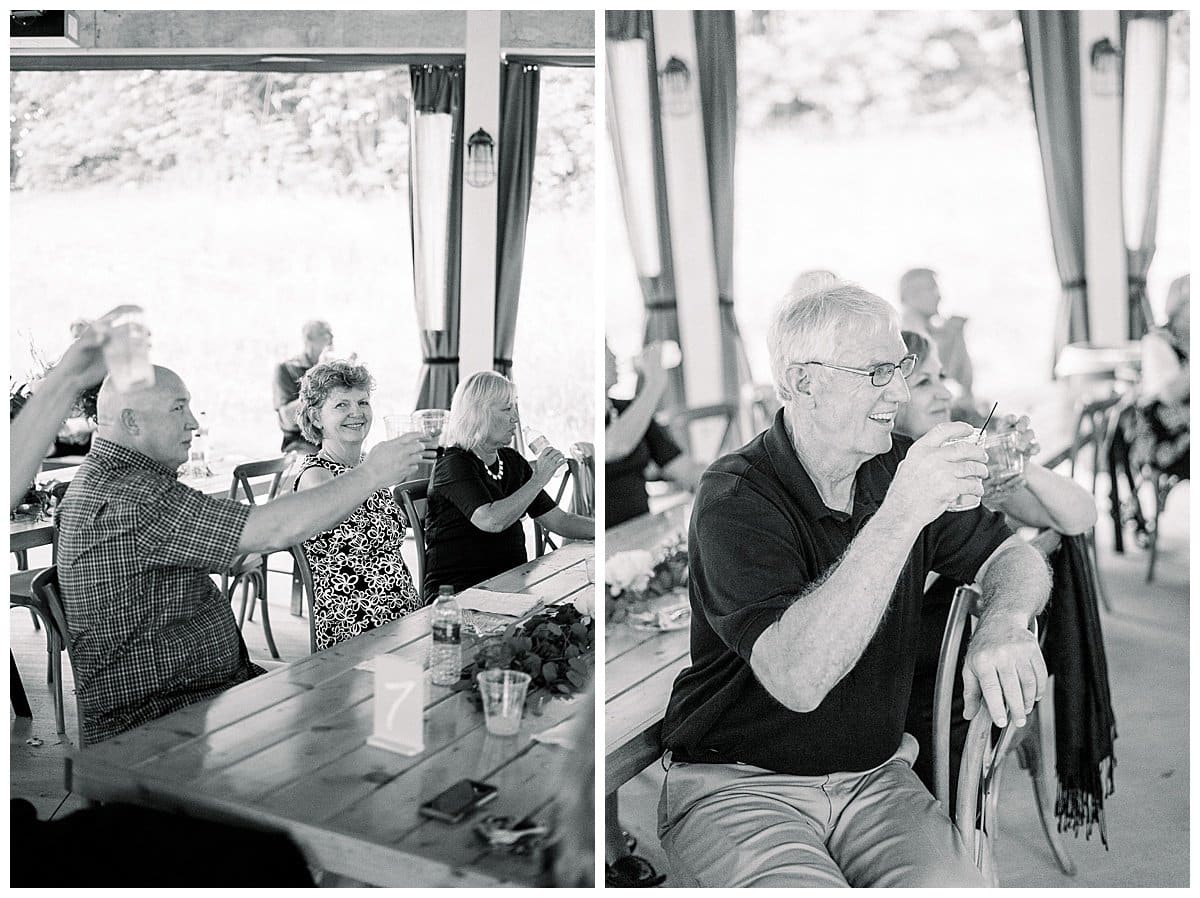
[456,589,541,617]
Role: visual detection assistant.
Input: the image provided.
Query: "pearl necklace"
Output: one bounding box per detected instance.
[483,453,505,482]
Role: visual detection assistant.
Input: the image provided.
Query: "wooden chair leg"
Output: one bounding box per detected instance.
[1146,476,1166,583]
[1015,709,1076,876]
[49,634,66,737]
[11,652,32,718]
[256,572,280,660]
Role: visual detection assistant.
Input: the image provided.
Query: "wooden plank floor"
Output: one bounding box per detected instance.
[611,476,1191,887]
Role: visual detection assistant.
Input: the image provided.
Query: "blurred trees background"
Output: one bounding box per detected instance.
[736,10,1190,135]
[10,65,593,212]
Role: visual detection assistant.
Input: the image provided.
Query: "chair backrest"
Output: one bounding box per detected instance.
[286,545,319,655]
[229,457,287,506]
[933,583,1042,886]
[29,566,86,740]
[669,402,740,462]
[394,478,429,602]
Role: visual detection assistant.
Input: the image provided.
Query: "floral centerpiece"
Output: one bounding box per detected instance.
[606,532,690,629]
[453,603,594,714]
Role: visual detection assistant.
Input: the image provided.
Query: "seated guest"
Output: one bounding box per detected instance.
[424,372,594,596]
[292,360,423,650]
[897,328,1097,803]
[605,341,702,529]
[899,268,976,414]
[55,365,428,745]
[658,281,1050,887]
[1136,273,1189,479]
[273,319,334,454]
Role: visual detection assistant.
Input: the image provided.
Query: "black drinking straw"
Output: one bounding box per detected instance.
[976,401,999,443]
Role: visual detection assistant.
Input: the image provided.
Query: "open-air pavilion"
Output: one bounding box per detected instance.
[603,9,1188,888]
[10,10,596,887]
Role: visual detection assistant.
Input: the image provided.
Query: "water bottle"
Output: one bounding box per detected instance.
[188,411,211,474]
[430,585,463,686]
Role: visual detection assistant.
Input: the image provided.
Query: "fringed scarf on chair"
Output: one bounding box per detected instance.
[1044,533,1118,846]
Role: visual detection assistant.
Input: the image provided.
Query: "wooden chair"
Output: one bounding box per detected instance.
[668,402,740,462]
[533,448,596,557]
[221,458,286,659]
[27,566,84,742]
[285,545,319,655]
[394,478,429,603]
[933,582,1075,885]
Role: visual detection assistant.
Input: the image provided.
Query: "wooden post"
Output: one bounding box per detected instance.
[459,10,501,380]
[1079,10,1128,344]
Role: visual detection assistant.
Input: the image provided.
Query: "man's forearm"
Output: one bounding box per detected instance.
[239,465,382,553]
[976,543,1051,629]
[751,499,923,711]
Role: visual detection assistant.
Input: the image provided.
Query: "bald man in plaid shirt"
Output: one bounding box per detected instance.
[56,366,429,745]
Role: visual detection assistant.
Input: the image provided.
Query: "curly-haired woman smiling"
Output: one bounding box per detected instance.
[292,359,430,650]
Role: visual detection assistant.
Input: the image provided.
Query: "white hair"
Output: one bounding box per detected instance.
[442,371,516,452]
[768,281,898,402]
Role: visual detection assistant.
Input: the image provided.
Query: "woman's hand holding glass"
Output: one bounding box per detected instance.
[530,445,567,488]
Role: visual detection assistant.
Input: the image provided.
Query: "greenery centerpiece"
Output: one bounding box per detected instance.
[453,601,595,714]
[606,533,690,630]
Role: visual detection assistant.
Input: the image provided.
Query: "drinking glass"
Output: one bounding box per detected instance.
[412,408,447,445]
[477,669,531,736]
[944,429,984,512]
[384,414,409,440]
[102,307,155,391]
[980,430,1027,498]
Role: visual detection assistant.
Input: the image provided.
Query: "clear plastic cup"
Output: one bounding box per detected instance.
[102,308,154,392]
[412,408,447,443]
[944,429,985,512]
[980,430,1027,497]
[384,414,409,440]
[476,669,531,736]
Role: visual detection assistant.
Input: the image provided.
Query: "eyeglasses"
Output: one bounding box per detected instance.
[793,353,917,387]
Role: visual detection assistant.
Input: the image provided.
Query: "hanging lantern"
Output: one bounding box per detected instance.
[658,55,694,117]
[465,127,496,188]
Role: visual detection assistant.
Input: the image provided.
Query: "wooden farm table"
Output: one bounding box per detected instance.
[66,541,594,887]
[604,502,692,791]
[10,456,280,555]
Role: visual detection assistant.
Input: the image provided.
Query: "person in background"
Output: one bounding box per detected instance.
[1136,273,1189,479]
[897,328,1097,802]
[292,359,425,649]
[424,371,594,597]
[899,268,976,416]
[605,341,702,529]
[56,363,427,745]
[273,319,334,454]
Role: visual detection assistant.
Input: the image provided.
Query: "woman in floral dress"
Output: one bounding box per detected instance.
[292,359,423,650]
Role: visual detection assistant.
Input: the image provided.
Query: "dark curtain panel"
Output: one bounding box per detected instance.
[694,10,751,419]
[1018,11,1089,374]
[606,10,686,411]
[494,62,541,379]
[409,64,465,409]
[1120,11,1172,338]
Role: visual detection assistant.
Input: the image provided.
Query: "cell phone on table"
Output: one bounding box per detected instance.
[418,779,499,823]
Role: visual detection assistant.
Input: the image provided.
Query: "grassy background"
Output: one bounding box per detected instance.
[606,108,1190,408]
[9,186,594,460]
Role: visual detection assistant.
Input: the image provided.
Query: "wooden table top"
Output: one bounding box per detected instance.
[604,502,692,791]
[66,541,594,887]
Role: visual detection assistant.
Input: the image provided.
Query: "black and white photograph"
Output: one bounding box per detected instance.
[602,9,1188,888]
[9,9,596,887]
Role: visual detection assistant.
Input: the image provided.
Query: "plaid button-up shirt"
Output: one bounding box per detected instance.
[56,438,263,745]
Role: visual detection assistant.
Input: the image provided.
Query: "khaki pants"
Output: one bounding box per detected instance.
[658,733,986,888]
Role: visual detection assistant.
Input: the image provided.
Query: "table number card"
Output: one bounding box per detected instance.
[366,655,424,755]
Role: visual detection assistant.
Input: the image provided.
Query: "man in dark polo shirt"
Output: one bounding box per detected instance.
[658,283,1051,887]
